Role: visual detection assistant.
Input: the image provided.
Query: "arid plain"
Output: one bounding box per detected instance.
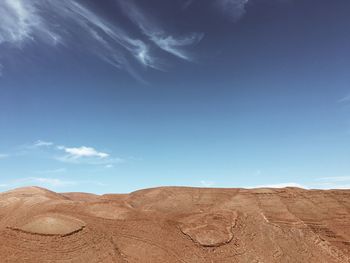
[0,186,349,262]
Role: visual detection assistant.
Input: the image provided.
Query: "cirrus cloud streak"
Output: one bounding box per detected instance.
[0,0,203,79]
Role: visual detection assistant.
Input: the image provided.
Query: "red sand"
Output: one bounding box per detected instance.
[0,186,349,262]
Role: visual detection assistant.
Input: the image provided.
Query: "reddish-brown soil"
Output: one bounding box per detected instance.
[0,186,349,262]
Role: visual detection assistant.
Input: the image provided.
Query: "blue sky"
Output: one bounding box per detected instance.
[0,0,350,193]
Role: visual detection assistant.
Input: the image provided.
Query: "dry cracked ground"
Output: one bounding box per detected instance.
[0,186,349,262]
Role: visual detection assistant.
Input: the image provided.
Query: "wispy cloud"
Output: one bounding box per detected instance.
[57,146,109,159]
[118,0,203,61]
[52,0,158,70]
[16,140,54,153]
[0,0,203,79]
[18,140,124,166]
[184,0,250,21]
[33,140,54,148]
[216,0,249,21]
[55,145,126,166]
[55,144,124,166]
[0,0,57,46]
[151,34,203,61]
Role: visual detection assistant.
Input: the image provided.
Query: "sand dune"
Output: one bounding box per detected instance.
[0,186,349,262]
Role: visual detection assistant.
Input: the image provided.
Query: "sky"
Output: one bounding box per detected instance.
[0,0,350,194]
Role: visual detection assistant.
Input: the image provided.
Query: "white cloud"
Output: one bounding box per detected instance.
[54,0,158,69]
[55,145,124,166]
[29,141,110,160]
[0,0,42,45]
[150,34,203,61]
[33,140,54,147]
[118,0,203,61]
[20,140,123,166]
[0,0,203,79]
[0,0,61,48]
[58,146,109,159]
[0,0,152,77]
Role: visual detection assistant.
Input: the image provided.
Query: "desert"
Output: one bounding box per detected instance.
[1,0,349,262]
[0,186,349,262]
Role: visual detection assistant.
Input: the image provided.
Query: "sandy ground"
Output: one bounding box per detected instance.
[0,186,349,262]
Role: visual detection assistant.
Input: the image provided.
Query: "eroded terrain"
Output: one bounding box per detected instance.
[0,186,349,262]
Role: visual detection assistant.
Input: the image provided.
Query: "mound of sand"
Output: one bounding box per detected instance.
[179,210,238,247]
[2,186,67,200]
[11,214,85,236]
[0,186,68,209]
